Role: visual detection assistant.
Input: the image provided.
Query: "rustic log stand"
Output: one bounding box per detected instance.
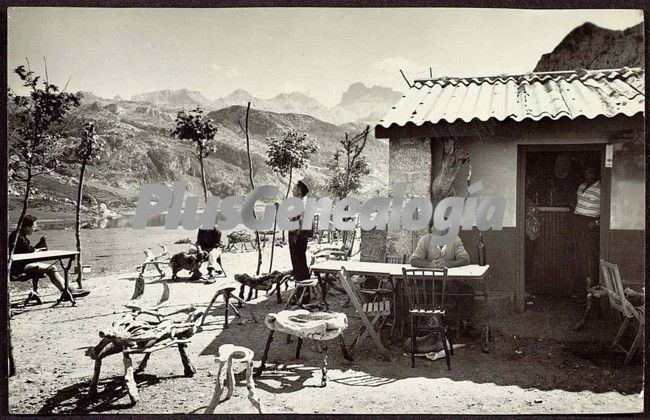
[87,283,199,405]
[204,344,262,414]
[199,285,258,331]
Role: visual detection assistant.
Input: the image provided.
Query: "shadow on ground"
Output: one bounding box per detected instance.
[201,289,643,396]
[36,374,186,414]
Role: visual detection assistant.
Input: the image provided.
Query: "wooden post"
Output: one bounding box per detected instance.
[89,358,102,395]
[135,353,150,375]
[178,343,196,377]
[246,360,262,413]
[269,203,279,273]
[204,359,225,414]
[123,353,139,405]
[320,345,328,388]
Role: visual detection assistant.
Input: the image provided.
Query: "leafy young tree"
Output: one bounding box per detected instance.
[7,62,80,377]
[7,64,81,264]
[266,132,318,199]
[171,107,217,203]
[266,132,318,243]
[73,121,105,286]
[326,125,371,200]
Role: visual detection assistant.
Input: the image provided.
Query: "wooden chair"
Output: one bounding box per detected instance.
[338,267,391,361]
[402,268,453,370]
[600,260,644,364]
[376,254,406,337]
[355,254,404,319]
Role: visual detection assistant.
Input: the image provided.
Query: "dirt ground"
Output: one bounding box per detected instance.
[8,226,644,414]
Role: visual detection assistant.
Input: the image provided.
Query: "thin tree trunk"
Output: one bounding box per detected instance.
[240,103,262,275]
[428,138,469,231]
[269,203,279,273]
[285,168,293,199]
[282,168,293,243]
[8,175,31,270]
[199,146,208,204]
[75,161,86,287]
[8,174,32,377]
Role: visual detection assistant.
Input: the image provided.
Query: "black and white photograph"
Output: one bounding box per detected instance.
[4,5,646,415]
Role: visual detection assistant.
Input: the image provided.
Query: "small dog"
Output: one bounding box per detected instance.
[169,247,208,281]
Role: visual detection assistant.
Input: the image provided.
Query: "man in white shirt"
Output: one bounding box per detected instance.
[407,230,473,351]
[572,164,600,285]
[409,233,471,269]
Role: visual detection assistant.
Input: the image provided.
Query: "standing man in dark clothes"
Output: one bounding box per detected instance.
[288,180,313,301]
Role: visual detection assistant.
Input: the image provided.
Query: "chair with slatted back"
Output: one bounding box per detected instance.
[402,267,453,370]
[338,267,392,361]
[600,260,644,364]
[356,254,406,338]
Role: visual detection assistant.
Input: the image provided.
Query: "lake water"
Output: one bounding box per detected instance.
[37,213,173,230]
[35,204,274,231]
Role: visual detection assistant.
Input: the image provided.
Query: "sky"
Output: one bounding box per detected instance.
[7,8,644,106]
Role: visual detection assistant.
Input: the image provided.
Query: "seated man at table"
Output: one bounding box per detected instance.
[409,233,471,269]
[408,232,475,349]
[8,215,86,299]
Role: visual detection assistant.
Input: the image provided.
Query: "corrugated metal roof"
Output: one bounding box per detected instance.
[377,68,644,129]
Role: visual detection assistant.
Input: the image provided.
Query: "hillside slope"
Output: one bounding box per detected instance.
[9,98,389,218]
[535,22,644,71]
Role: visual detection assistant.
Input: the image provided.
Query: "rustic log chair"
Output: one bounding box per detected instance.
[87,281,201,405]
[310,217,359,265]
[600,260,645,364]
[235,270,293,303]
[338,267,392,361]
[224,230,257,253]
[139,244,170,277]
[199,285,258,331]
[402,267,453,370]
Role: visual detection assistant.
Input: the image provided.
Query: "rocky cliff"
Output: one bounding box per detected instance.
[534,22,644,72]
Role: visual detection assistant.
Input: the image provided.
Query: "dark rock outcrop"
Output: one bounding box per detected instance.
[534,22,644,72]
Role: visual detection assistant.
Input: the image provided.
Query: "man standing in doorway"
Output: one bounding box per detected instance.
[288,180,313,302]
[572,164,601,285]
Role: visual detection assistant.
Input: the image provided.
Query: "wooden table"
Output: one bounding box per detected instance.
[13,250,80,306]
[310,261,492,351]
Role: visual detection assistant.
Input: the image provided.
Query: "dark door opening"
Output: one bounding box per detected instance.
[524,150,602,299]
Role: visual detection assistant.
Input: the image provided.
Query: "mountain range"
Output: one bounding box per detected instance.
[125,83,404,125]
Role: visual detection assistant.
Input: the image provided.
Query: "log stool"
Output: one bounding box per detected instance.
[255,309,352,387]
[285,277,325,310]
[199,285,258,331]
[204,344,262,414]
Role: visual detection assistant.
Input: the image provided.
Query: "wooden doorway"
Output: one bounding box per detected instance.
[516,145,610,310]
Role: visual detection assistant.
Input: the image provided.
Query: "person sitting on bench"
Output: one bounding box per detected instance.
[8,215,86,299]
